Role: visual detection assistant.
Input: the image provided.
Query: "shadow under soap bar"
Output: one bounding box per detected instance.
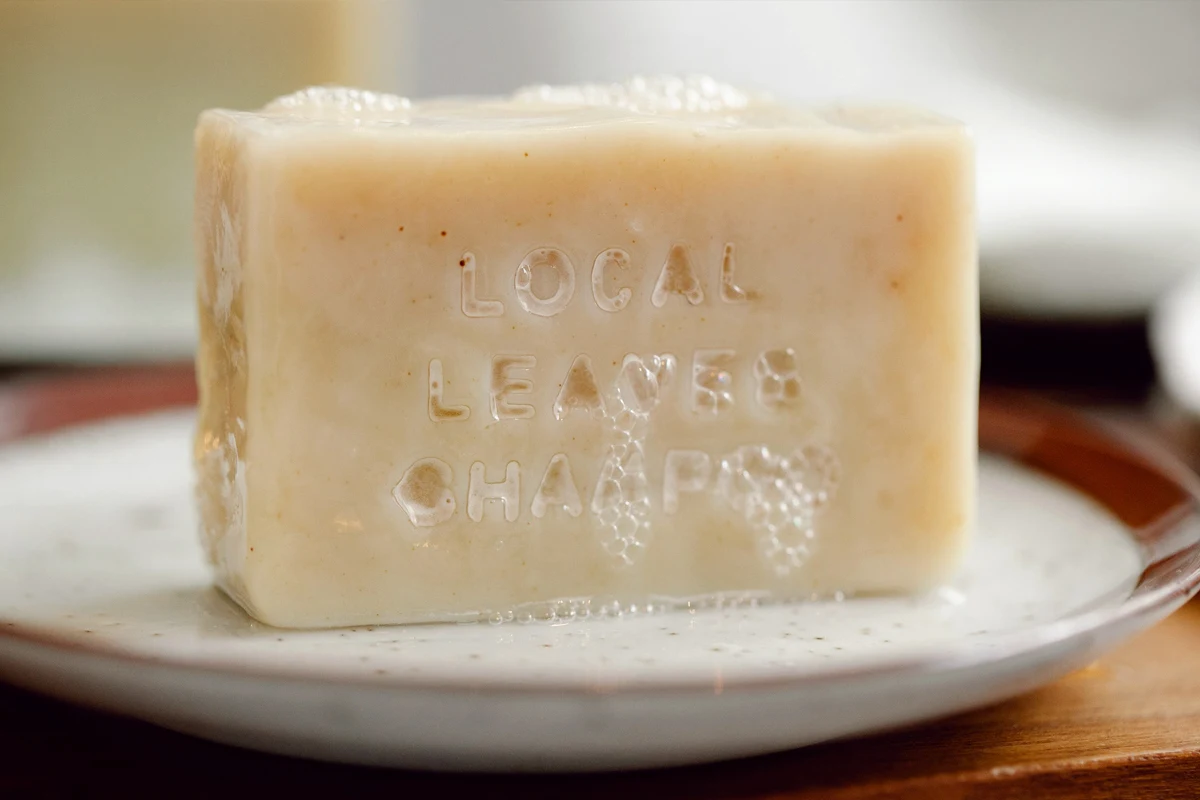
[194,79,978,628]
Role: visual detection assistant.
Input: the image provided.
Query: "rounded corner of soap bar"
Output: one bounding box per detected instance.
[215,578,299,630]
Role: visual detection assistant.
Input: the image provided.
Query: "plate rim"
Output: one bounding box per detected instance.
[1,367,1199,696]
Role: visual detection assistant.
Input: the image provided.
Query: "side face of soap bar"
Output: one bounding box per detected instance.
[195,85,977,628]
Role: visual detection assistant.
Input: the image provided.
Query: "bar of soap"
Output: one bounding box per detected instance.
[194,78,978,628]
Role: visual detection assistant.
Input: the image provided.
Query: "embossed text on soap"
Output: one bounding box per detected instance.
[391,240,839,575]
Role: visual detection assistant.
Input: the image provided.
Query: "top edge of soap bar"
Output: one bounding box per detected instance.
[203,76,966,136]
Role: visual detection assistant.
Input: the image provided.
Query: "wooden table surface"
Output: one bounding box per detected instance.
[3,359,1200,797]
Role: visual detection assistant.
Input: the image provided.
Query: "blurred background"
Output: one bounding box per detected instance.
[2,0,1199,403]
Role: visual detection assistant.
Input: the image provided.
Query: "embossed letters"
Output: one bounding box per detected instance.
[468,461,521,522]
[663,450,712,514]
[392,458,456,527]
[460,252,504,317]
[651,243,705,308]
[531,453,583,518]
[490,355,536,420]
[591,248,633,312]
[458,242,753,316]
[552,355,605,420]
[515,247,576,317]
[692,349,736,414]
[428,359,469,422]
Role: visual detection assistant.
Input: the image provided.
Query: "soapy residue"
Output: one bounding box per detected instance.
[229,77,958,134]
[196,424,248,605]
[511,75,766,114]
[718,444,840,576]
[591,354,676,566]
[266,86,412,118]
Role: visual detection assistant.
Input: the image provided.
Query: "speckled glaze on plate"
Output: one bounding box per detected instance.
[0,369,1197,772]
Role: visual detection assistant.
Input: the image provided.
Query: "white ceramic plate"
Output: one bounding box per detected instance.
[0,389,1198,772]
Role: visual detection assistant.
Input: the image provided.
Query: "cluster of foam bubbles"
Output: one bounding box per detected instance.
[717,444,841,575]
[590,354,677,566]
[512,75,763,114]
[481,591,785,625]
[264,87,412,119]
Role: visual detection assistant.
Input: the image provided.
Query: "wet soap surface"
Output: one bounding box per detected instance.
[194,79,977,626]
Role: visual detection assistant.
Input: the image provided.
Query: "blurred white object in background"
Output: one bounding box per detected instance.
[2,0,1196,363]
[969,82,1200,319]
[1151,269,1200,416]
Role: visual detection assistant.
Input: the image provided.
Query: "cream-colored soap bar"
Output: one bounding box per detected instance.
[195,78,978,628]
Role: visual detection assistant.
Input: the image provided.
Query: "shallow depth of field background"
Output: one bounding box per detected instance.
[2,0,1197,389]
